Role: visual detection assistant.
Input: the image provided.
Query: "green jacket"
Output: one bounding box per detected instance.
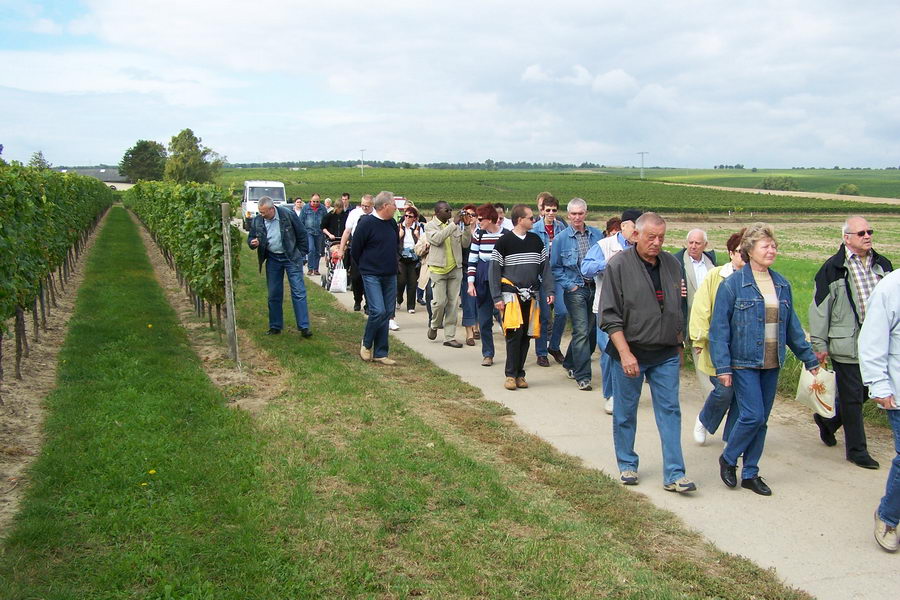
[808,244,892,363]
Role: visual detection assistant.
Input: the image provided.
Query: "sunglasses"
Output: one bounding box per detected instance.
[847,229,874,237]
[405,213,416,217]
[544,208,558,213]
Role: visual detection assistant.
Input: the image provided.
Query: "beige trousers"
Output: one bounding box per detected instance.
[429,267,462,341]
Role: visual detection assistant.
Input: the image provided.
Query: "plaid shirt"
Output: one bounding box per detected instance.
[575,229,591,285]
[846,248,881,321]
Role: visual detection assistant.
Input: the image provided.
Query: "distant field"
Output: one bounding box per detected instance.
[217,167,897,214]
[595,167,900,199]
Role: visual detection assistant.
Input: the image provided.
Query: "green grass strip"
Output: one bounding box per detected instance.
[0,207,304,599]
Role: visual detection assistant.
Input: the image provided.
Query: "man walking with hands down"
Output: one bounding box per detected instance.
[247,196,313,337]
[810,216,892,469]
[352,191,400,365]
[600,212,695,493]
[490,204,555,391]
[550,198,603,391]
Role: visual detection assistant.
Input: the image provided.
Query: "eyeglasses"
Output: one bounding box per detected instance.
[405,213,416,218]
[847,229,874,237]
[465,212,476,217]
[544,208,558,213]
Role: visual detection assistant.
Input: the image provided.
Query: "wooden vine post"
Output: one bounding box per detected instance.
[221,203,240,366]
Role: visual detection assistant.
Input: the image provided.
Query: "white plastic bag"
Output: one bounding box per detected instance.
[329,264,348,293]
[795,367,837,418]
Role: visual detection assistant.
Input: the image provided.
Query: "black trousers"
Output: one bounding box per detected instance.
[504,298,533,378]
[349,254,365,306]
[396,259,419,311]
[822,360,870,460]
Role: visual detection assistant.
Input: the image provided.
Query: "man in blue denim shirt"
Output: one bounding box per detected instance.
[550,198,603,390]
[530,195,568,367]
[299,193,327,275]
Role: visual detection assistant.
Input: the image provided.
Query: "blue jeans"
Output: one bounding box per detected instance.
[535,283,567,356]
[879,409,900,528]
[596,327,614,400]
[460,275,477,327]
[306,233,323,271]
[265,253,310,331]
[562,286,596,384]
[723,368,780,479]
[699,375,739,441]
[475,291,496,358]
[611,354,686,484]
[361,274,396,359]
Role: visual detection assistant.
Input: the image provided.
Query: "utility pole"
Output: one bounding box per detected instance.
[359,149,366,177]
[637,151,648,180]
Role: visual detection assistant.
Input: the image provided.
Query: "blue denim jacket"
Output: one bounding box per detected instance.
[299,204,325,236]
[550,225,603,291]
[709,263,818,375]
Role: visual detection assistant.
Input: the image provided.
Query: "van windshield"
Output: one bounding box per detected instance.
[248,187,286,203]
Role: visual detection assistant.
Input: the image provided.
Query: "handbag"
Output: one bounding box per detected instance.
[329,264,348,293]
[794,367,837,418]
[413,229,430,259]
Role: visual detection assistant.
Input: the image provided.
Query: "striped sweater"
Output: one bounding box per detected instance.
[488,231,554,303]
[467,227,505,282]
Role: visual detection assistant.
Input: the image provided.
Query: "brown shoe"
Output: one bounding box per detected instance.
[504,377,517,390]
[359,344,372,361]
[427,327,438,340]
[548,349,565,364]
[536,356,550,367]
[372,356,396,365]
[516,377,528,389]
[481,356,493,367]
[443,340,463,348]
[466,337,476,346]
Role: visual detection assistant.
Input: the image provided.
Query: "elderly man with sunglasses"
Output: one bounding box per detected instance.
[810,216,893,469]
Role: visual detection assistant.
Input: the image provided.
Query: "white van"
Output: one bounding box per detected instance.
[242,180,287,230]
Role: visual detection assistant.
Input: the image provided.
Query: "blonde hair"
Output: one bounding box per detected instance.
[739,222,776,263]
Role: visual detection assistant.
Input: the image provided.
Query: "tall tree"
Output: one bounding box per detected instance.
[164,128,223,183]
[119,140,167,182]
[28,151,52,170]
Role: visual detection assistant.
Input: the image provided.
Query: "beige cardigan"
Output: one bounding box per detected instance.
[424,216,472,270]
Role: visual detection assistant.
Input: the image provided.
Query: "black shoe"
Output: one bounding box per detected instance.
[848,455,880,470]
[536,356,550,367]
[265,328,281,335]
[813,413,837,447]
[443,340,463,348]
[741,476,772,496]
[353,303,361,312]
[719,454,737,488]
[548,349,565,364]
[299,328,313,338]
[417,298,427,306]
[427,327,438,340]
[363,305,369,315]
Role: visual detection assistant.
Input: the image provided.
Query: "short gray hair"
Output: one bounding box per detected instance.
[842,215,867,235]
[635,212,665,232]
[373,191,395,210]
[739,222,776,262]
[258,196,274,209]
[567,197,587,213]
[686,228,708,243]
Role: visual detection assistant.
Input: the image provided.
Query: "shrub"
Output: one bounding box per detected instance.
[756,176,799,191]
[836,183,860,196]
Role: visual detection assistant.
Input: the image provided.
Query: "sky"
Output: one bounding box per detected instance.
[2,0,900,168]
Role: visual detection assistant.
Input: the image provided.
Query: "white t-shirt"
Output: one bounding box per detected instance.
[345,207,367,235]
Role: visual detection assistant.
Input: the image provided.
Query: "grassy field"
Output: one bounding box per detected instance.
[0,207,813,599]
[596,167,900,198]
[217,167,897,214]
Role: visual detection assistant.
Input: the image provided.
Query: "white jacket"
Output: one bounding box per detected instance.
[858,269,900,409]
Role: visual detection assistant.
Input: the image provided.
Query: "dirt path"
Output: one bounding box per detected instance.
[659,181,900,205]
[0,210,110,538]
[326,285,900,600]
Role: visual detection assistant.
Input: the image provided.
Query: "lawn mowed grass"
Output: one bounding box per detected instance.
[2,206,811,598]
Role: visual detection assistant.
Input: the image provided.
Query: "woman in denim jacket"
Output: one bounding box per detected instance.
[710,223,820,496]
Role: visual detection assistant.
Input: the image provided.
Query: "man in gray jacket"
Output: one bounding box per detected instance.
[810,216,892,469]
[600,212,694,493]
[424,201,474,346]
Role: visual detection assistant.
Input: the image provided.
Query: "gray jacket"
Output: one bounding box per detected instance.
[600,247,685,348]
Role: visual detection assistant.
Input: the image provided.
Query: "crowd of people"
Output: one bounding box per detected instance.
[247,190,898,553]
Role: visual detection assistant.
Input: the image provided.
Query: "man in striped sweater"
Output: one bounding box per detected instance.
[489,205,555,390]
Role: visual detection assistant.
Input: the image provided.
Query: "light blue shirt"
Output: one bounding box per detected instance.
[264,208,284,254]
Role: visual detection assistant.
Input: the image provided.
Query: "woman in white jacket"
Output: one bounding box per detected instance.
[859,269,900,552]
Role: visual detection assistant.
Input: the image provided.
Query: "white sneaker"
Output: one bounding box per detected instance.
[874,511,899,552]
[604,397,614,415]
[407,309,415,314]
[389,319,399,331]
[693,415,708,446]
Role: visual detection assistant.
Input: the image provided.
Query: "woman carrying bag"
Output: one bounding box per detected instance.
[397,206,424,313]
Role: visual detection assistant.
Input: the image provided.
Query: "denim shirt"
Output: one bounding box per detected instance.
[299,204,325,236]
[709,263,818,375]
[550,225,603,291]
[529,218,567,251]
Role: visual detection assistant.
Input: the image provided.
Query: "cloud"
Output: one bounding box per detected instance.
[521,64,551,83]
[29,18,63,35]
[592,69,638,96]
